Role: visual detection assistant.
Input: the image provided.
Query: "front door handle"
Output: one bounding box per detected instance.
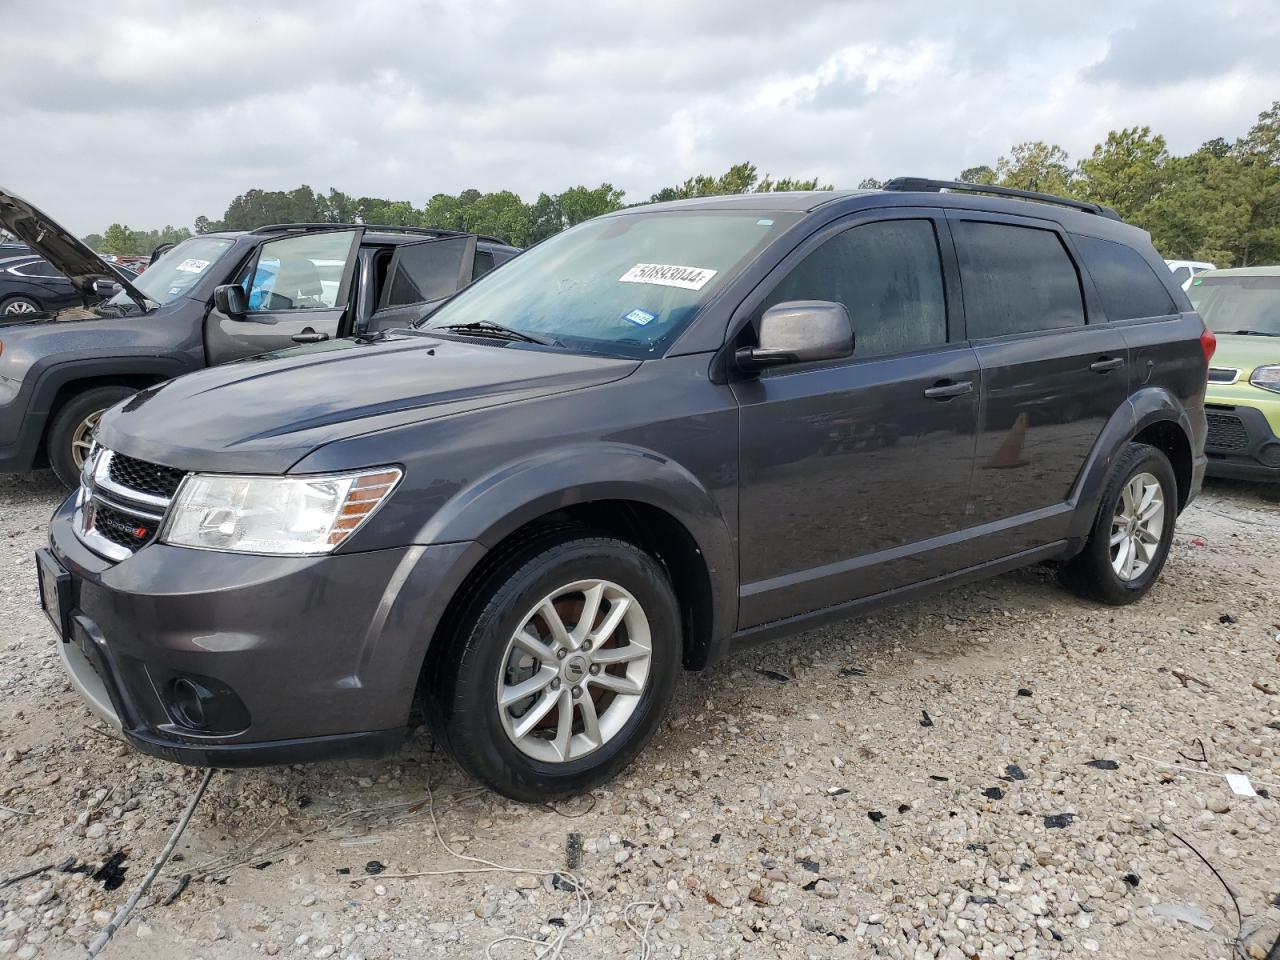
[292,330,330,344]
[1090,357,1124,373]
[923,380,974,400]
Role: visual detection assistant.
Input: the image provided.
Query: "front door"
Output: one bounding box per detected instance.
[948,213,1129,555]
[205,228,362,363]
[733,212,980,628]
[363,235,477,334]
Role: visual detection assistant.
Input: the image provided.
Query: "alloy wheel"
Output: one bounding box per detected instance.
[1110,471,1164,581]
[3,299,37,315]
[70,409,105,471]
[496,579,652,763]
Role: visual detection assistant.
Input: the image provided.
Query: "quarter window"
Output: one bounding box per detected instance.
[953,221,1085,338]
[1074,235,1177,321]
[761,219,947,358]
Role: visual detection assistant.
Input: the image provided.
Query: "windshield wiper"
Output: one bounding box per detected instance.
[434,320,559,347]
[1221,329,1280,337]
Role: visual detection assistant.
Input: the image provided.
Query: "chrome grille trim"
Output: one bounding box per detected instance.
[73,449,185,561]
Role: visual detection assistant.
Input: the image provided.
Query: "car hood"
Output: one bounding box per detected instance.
[0,187,149,310]
[95,333,640,474]
[1210,333,1280,377]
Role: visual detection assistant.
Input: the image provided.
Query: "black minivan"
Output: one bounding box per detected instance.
[39,179,1211,800]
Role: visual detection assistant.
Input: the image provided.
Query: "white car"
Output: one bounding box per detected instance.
[1165,259,1216,291]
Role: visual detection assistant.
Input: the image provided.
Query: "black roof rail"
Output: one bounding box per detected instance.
[881,177,1121,221]
[248,223,510,245]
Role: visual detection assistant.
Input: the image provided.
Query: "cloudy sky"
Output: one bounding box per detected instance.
[1,0,1276,235]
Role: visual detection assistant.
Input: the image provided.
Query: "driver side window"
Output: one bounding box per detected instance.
[760,219,947,358]
[242,231,357,312]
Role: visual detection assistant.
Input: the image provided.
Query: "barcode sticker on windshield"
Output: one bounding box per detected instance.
[619,263,717,291]
[175,258,210,273]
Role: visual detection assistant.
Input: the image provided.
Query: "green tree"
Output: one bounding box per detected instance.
[1076,127,1169,222]
[957,165,996,184]
[528,183,626,243]
[99,223,141,256]
[649,162,830,202]
[994,142,1076,196]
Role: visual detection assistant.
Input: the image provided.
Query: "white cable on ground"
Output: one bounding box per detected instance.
[1133,753,1280,791]
[84,767,215,959]
[357,780,663,959]
[623,901,659,960]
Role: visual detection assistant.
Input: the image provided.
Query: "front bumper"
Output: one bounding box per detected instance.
[1204,402,1280,482]
[44,495,482,767]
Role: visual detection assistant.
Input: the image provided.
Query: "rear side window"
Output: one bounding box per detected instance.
[761,219,947,358]
[953,221,1085,338]
[383,237,470,308]
[1075,235,1177,321]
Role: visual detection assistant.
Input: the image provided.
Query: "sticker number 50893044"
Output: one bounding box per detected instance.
[619,263,717,291]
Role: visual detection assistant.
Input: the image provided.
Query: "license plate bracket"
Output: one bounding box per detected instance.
[36,548,72,642]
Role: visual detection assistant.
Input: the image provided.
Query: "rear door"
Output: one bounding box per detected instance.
[205,228,362,363]
[364,235,476,334]
[950,211,1129,555]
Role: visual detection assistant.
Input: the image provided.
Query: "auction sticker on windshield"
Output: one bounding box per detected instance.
[175,259,210,273]
[619,263,717,291]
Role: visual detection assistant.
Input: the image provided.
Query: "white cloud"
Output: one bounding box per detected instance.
[0,0,1274,234]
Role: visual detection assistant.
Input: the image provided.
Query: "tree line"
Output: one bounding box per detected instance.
[87,100,1278,267]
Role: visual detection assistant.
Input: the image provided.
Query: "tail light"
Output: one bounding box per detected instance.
[1199,326,1216,364]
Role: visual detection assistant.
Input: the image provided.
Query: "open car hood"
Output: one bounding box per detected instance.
[0,187,149,311]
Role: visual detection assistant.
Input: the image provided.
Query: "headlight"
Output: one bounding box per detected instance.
[161,467,401,555]
[1250,365,1280,394]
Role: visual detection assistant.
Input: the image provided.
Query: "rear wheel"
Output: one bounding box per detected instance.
[428,534,680,801]
[1,296,41,316]
[1061,442,1177,605]
[47,386,138,488]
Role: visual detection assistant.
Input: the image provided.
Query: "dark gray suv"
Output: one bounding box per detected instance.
[38,179,1212,800]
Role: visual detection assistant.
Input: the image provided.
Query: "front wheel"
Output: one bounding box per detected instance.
[1061,442,1178,605]
[427,534,681,801]
[46,386,138,488]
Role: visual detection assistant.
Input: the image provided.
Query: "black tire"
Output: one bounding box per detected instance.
[1061,442,1178,605]
[0,295,42,317]
[47,386,137,488]
[427,534,681,801]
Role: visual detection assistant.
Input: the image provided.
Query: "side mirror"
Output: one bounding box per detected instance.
[735,300,853,372]
[92,279,121,297]
[213,284,248,318]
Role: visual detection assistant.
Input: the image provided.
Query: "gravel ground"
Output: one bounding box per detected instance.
[1,470,1278,960]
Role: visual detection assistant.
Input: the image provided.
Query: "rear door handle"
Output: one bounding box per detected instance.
[1090,357,1124,373]
[292,330,330,344]
[923,380,974,400]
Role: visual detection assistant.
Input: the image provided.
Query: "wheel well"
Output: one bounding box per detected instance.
[37,375,164,466]
[427,501,716,680]
[1133,420,1192,510]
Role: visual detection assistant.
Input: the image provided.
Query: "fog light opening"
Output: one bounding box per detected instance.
[170,678,209,730]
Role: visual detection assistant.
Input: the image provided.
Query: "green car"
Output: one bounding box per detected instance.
[1187,266,1280,481]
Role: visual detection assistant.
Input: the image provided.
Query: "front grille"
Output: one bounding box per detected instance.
[107,452,186,499]
[75,449,186,560]
[90,501,159,550]
[1206,412,1249,451]
[1207,367,1240,384]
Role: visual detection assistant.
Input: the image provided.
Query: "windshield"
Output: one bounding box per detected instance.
[423,210,801,358]
[109,236,235,307]
[1188,274,1280,336]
